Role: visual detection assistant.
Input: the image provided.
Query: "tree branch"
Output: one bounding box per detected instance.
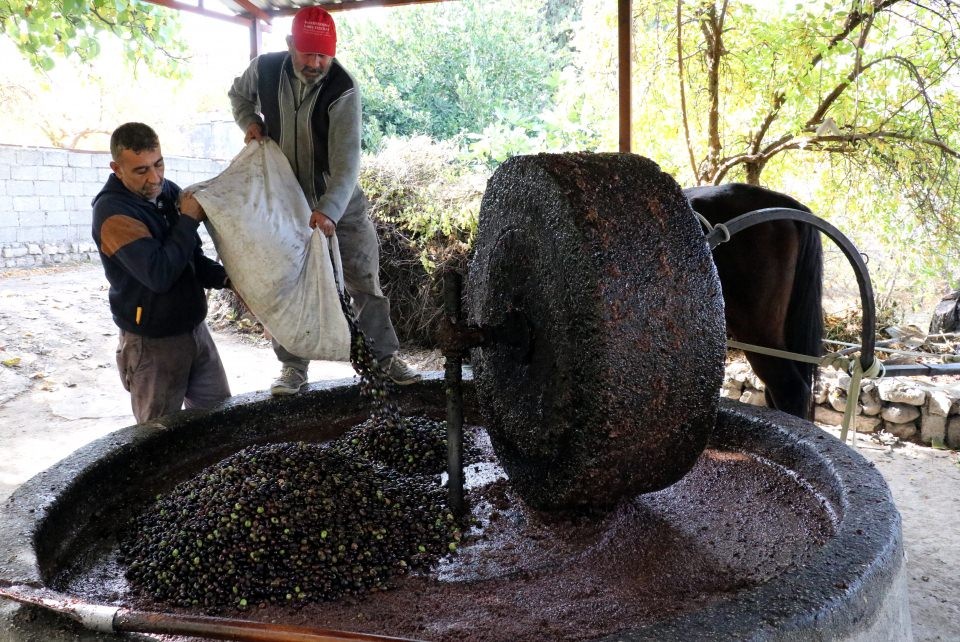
[89,7,120,34]
[714,130,959,183]
[676,0,699,181]
[874,55,941,139]
[806,10,874,128]
[699,1,728,179]
[751,95,785,157]
[747,0,901,158]
[814,130,960,158]
[760,52,944,159]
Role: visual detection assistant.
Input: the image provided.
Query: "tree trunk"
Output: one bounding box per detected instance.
[744,161,764,185]
[701,4,725,183]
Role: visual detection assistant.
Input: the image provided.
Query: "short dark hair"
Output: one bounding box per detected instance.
[110,122,160,160]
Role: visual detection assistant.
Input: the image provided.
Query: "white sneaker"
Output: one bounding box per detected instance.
[270,366,307,396]
[379,355,422,385]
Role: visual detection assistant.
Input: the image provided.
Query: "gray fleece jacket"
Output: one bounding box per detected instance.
[228,53,364,224]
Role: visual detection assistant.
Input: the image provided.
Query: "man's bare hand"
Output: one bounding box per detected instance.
[179,192,206,222]
[309,210,336,237]
[244,122,265,144]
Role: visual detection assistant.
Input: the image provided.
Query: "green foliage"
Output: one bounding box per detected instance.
[337,0,585,150]
[0,0,188,77]
[460,78,605,167]
[621,1,960,183]
[596,0,960,313]
[360,136,484,272]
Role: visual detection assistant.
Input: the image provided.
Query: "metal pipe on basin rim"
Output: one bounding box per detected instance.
[0,582,416,642]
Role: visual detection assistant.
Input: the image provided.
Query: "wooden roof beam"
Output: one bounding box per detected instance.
[139,0,267,27]
[271,0,449,16]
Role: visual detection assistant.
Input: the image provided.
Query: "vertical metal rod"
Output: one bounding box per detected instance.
[248,16,263,60]
[442,271,465,518]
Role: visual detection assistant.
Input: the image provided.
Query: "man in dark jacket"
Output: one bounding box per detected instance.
[228,6,421,395]
[92,122,232,423]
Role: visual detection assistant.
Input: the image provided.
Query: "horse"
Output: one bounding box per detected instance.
[683,183,824,419]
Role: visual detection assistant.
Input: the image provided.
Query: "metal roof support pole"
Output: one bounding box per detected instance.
[618,0,632,153]
[249,17,264,60]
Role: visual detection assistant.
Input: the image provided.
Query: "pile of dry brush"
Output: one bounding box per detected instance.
[365,137,483,347]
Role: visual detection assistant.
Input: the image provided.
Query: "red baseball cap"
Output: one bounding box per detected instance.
[291,7,337,56]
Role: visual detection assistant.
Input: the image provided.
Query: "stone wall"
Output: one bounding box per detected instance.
[724,360,960,448]
[0,144,228,268]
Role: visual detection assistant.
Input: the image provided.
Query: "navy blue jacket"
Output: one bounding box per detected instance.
[91,174,226,338]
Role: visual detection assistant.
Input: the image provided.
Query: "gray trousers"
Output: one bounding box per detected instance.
[116,323,230,423]
[274,193,400,372]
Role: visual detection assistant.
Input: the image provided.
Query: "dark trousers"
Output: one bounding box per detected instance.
[115,323,230,423]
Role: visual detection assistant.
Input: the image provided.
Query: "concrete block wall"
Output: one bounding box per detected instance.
[0,144,228,268]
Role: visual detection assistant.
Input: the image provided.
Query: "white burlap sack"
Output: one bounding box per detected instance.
[188,140,351,361]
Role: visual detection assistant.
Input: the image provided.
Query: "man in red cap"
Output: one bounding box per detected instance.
[229,6,421,395]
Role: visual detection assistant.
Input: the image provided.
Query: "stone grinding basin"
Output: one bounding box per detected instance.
[0,152,909,639]
[0,378,909,641]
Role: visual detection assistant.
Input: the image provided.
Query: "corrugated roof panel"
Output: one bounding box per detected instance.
[216,0,449,18]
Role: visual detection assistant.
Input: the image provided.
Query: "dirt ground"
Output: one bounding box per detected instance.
[0,263,958,641]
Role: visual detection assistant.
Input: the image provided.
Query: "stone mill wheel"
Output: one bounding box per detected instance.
[467,152,726,511]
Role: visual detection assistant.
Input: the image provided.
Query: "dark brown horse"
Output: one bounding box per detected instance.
[684,183,824,419]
